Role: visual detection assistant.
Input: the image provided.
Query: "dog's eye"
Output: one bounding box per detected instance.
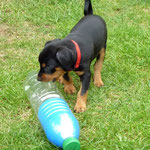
[44,66,56,74]
[42,63,46,68]
[51,68,56,74]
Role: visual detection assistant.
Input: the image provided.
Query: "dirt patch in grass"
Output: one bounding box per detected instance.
[19,108,32,121]
[0,23,17,43]
[0,22,55,46]
[0,24,9,36]
[0,52,6,58]
[0,52,6,63]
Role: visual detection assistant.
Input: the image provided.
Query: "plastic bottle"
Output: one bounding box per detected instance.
[24,71,80,150]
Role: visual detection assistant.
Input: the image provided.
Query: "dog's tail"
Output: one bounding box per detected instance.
[84,0,93,16]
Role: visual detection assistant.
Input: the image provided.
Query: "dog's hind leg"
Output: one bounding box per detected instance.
[94,48,105,87]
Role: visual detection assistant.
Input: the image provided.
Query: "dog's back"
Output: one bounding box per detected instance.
[68,0,107,55]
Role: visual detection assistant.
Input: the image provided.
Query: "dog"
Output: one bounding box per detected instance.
[37,0,107,113]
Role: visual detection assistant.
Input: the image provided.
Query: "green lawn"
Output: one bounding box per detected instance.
[0,0,150,149]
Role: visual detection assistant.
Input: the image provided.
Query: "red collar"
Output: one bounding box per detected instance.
[71,40,81,69]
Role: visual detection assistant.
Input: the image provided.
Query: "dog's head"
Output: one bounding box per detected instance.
[37,40,74,82]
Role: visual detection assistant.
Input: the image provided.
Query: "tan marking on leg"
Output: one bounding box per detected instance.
[74,85,88,113]
[59,72,76,94]
[75,71,84,76]
[94,48,105,87]
[58,75,64,84]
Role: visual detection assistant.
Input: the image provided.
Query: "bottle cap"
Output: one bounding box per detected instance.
[63,137,80,150]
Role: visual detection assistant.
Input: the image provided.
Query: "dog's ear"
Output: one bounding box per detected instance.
[45,40,52,46]
[56,46,74,69]
[45,39,61,47]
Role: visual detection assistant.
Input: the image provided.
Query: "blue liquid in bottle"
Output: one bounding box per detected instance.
[24,71,80,150]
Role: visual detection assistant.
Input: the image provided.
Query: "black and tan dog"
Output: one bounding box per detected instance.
[38,0,107,113]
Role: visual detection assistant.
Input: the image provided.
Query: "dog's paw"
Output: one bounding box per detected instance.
[74,102,86,113]
[64,85,76,94]
[94,79,104,87]
[58,76,64,84]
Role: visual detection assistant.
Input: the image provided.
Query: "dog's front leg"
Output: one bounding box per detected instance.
[74,70,91,113]
[59,72,76,94]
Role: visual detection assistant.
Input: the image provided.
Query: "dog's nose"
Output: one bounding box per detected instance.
[37,76,42,81]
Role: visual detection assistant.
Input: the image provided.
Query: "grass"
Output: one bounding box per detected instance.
[0,0,150,149]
